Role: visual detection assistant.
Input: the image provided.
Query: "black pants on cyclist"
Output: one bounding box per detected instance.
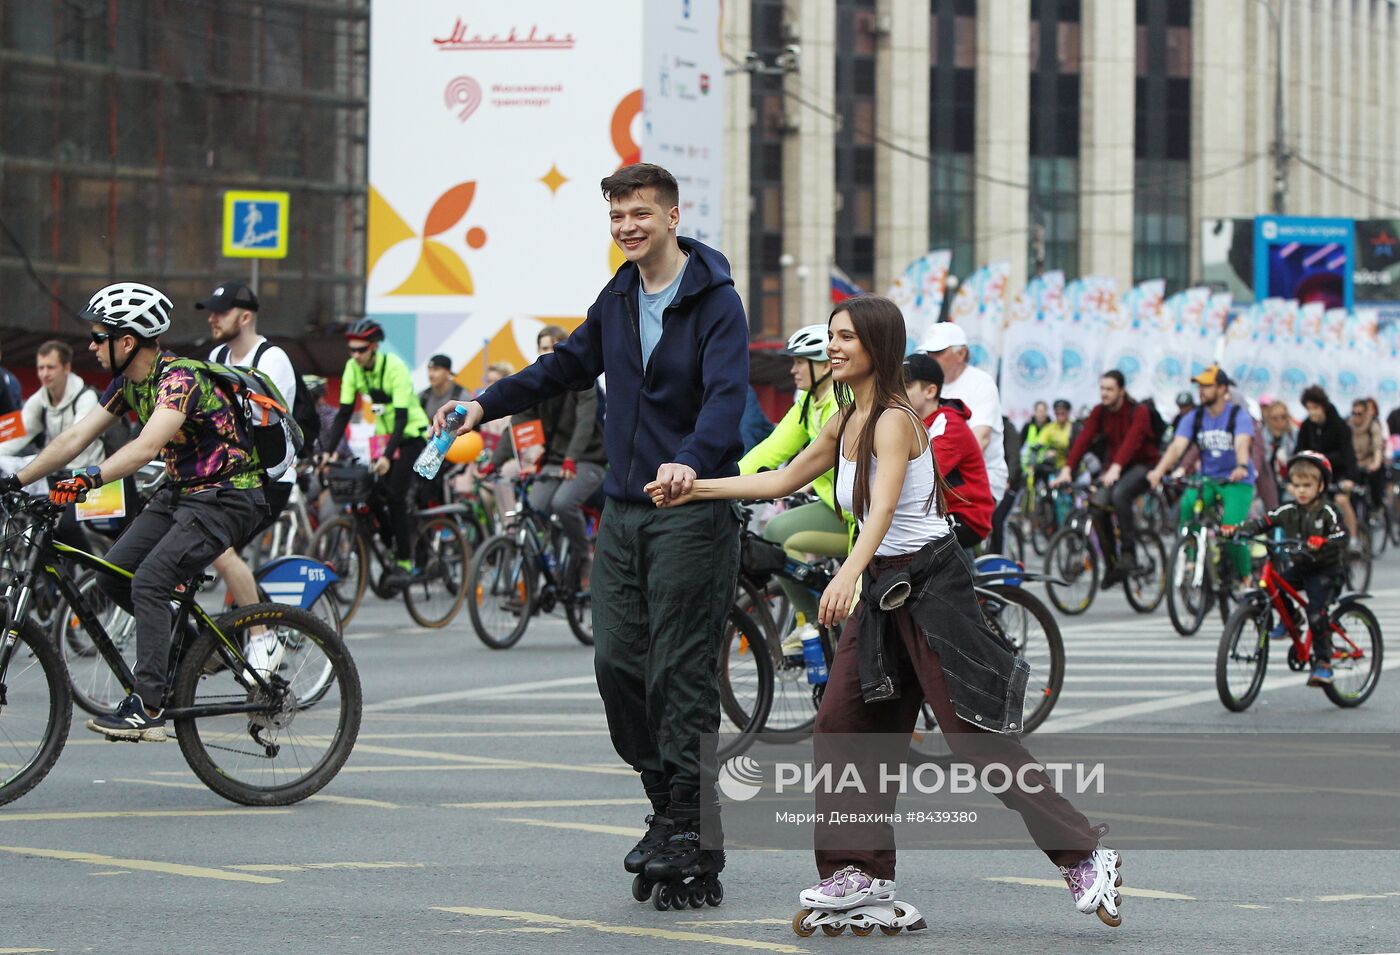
[986,489,1016,555]
[528,461,605,584]
[384,437,425,562]
[1279,564,1343,663]
[236,479,293,550]
[96,484,264,705]
[1090,464,1151,570]
[591,498,740,822]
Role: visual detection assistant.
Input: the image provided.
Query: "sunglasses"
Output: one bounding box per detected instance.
[348,344,371,354]
[90,330,115,344]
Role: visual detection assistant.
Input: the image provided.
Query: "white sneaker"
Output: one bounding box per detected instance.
[242,630,284,682]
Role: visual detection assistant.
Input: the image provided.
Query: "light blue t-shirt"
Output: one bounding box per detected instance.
[1182,403,1255,483]
[638,257,688,369]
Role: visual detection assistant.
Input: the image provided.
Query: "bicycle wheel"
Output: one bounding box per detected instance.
[310,516,368,626]
[716,606,773,759]
[565,590,594,646]
[402,516,470,629]
[1344,537,1372,593]
[1323,602,1383,708]
[1030,494,1057,556]
[467,535,535,649]
[1216,602,1270,712]
[172,603,361,806]
[979,584,1064,733]
[1123,531,1168,614]
[1044,526,1098,615]
[0,619,72,807]
[1166,535,1212,637]
[52,571,136,716]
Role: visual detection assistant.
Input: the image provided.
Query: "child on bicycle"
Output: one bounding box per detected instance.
[647,299,1122,931]
[1225,451,1347,686]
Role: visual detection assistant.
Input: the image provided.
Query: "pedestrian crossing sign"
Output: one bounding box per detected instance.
[222,190,290,259]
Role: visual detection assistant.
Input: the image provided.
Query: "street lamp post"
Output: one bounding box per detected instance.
[1255,0,1288,214]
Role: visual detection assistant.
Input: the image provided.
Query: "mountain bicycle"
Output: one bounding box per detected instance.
[1215,536,1381,712]
[0,492,361,807]
[311,459,471,629]
[1164,476,1248,637]
[1043,481,1168,616]
[466,470,595,649]
[1343,485,1376,592]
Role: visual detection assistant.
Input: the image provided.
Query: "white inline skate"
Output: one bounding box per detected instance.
[792,866,928,937]
[1059,824,1123,927]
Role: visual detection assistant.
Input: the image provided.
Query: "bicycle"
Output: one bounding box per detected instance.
[1343,485,1376,592]
[1215,536,1382,712]
[1043,481,1168,616]
[1164,476,1249,637]
[0,492,361,807]
[311,459,471,629]
[466,470,596,649]
[247,468,319,570]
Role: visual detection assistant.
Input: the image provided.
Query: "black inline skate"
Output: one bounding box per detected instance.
[640,826,725,911]
[625,813,674,901]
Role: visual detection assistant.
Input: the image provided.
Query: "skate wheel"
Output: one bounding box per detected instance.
[851,925,875,937]
[705,880,724,907]
[687,883,704,909]
[631,874,652,903]
[1097,904,1122,928]
[651,882,675,911]
[821,924,846,936]
[1114,872,1123,888]
[880,926,902,936]
[791,910,816,938]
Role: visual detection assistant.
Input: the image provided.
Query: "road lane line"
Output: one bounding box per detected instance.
[985,876,1195,900]
[364,676,599,712]
[434,906,810,953]
[228,862,425,872]
[0,845,283,884]
[0,808,291,823]
[496,817,641,837]
[348,743,633,776]
[112,777,401,810]
[443,798,649,810]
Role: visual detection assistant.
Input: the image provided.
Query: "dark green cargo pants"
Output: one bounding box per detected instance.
[592,498,740,821]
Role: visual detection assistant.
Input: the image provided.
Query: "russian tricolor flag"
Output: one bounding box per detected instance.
[830,265,863,304]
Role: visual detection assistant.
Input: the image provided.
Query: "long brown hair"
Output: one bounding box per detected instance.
[830,295,945,522]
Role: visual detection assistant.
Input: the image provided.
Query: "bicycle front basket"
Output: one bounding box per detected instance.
[328,464,373,505]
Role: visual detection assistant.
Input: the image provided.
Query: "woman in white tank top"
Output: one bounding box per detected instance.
[645,297,1122,935]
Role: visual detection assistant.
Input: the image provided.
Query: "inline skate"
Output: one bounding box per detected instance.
[791,866,928,937]
[625,813,674,902]
[1059,824,1123,927]
[640,827,725,910]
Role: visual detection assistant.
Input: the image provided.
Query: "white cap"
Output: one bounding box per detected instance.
[919,322,968,353]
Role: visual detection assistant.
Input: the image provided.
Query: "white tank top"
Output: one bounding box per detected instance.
[835,416,951,557]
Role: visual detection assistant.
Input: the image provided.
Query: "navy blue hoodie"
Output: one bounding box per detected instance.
[476,237,749,503]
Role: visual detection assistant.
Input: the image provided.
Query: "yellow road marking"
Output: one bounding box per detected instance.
[1234,904,1270,909]
[434,906,810,953]
[348,743,633,776]
[985,877,1195,900]
[228,862,425,873]
[112,777,401,810]
[0,845,282,884]
[442,798,648,810]
[90,870,131,876]
[455,927,569,935]
[1315,892,1400,902]
[0,949,57,953]
[498,818,643,838]
[0,808,290,823]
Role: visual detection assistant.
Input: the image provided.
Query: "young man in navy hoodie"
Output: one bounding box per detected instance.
[434,163,748,899]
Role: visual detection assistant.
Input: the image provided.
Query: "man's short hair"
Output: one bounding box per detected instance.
[537,325,569,346]
[1300,384,1329,408]
[1101,369,1126,389]
[903,353,945,390]
[600,163,680,211]
[486,361,515,377]
[37,340,72,364]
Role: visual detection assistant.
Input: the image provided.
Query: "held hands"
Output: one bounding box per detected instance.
[819,568,859,628]
[49,471,100,506]
[644,463,698,508]
[432,400,484,438]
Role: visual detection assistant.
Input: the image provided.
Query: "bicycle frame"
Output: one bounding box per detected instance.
[0,505,275,716]
[1255,554,1367,665]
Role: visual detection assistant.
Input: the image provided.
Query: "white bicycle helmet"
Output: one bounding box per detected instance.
[781,323,830,362]
[83,282,173,340]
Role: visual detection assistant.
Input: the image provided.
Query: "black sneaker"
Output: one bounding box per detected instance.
[382,564,421,591]
[1100,566,1122,590]
[87,693,167,742]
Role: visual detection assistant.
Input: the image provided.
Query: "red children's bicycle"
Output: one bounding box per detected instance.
[1215,537,1383,712]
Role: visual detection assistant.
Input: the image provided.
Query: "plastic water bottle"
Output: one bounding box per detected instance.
[801,627,828,686]
[413,404,468,479]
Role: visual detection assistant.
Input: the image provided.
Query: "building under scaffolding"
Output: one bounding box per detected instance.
[0,0,368,374]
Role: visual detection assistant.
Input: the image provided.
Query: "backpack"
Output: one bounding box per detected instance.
[1002,415,1024,491]
[214,341,321,460]
[170,358,303,480]
[1138,397,1170,447]
[1185,404,1241,448]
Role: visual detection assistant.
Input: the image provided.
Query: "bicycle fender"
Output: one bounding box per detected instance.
[1335,591,1372,606]
[255,555,339,609]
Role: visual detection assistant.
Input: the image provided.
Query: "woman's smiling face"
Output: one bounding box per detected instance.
[826,310,869,383]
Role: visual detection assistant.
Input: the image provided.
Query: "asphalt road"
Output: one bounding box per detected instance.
[2,543,1397,954]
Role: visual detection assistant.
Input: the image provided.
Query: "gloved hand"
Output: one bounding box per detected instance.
[1220,525,1237,538]
[0,473,22,494]
[1306,535,1326,551]
[50,471,100,506]
[476,461,495,479]
[561,458,577,480]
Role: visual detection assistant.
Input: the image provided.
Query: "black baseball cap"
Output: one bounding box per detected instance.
[903,352,944,388]
[196,281,259,312]
[428,354,453,371]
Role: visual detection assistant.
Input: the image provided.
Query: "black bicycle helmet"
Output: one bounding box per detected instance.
[344,318,385,342]
[1286,450,1333,489]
